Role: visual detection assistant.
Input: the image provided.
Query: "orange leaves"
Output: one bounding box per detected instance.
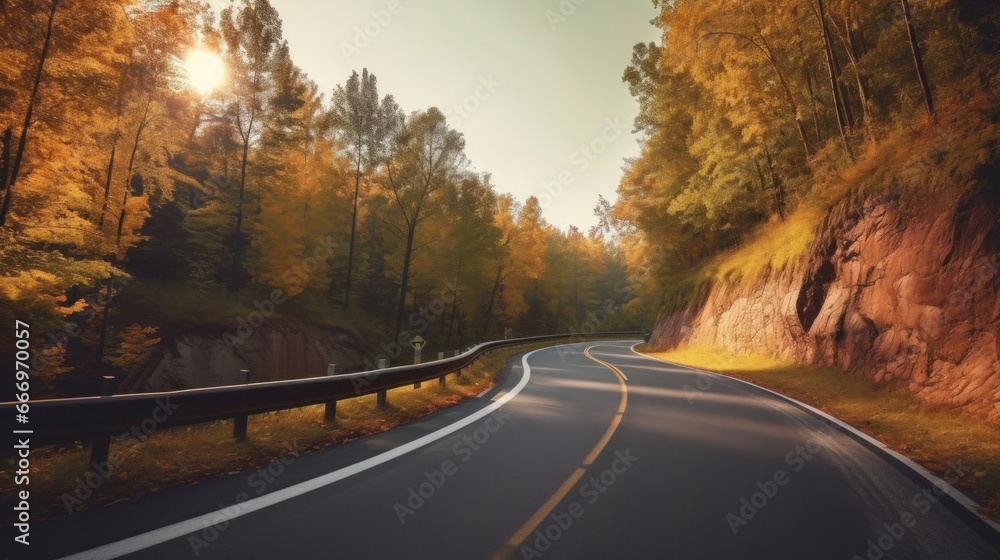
[105,324,161,370]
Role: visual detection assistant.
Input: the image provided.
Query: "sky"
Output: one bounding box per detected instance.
[207,0,661,232]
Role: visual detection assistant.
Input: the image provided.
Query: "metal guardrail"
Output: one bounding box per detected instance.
[2,332,641,469]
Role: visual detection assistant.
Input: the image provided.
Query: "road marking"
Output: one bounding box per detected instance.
[493,345,629,559]
[628,342,1000,537]
[57,347,553,560]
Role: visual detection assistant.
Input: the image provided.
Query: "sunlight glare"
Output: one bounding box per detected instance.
[184,50,225,96]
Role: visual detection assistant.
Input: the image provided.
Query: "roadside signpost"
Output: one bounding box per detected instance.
[412,335,427,388]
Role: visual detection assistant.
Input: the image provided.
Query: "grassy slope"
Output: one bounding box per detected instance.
[640,345,1000,522]
[663,104,999,312]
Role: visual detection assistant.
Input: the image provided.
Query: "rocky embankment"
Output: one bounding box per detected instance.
[119,319,364,392]
[650,182,1000,421]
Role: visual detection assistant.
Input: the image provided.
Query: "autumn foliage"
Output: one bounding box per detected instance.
[1,0,636,395]
[613,0,1000,314]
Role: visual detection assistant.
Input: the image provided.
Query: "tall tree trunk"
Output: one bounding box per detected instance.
[571,254,580,324]
[765,147,787,221]
[99,141,117,229]
[445,254,463,349]
[832,15,876,141]
[1,0,59,227]
[484,266,503,335]
[804,65,822,142]
[0,129,11,202]
[796,35,823,144]
[754,158,768,195]
[229,134,251,291]
[343,150,361,310]
[116,103,151,245]
[100,97,125,229]
[833,53,856,128]
[394,222,417,339]
[767,56,812,156]
[900,0,935,118]
[817,0,854,158]
[760,46,813,157]
[844,22,873,115]
[116,190,130,244]
[235,139,250,236]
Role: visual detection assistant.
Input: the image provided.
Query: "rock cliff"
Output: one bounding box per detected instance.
[650,181,1000,421]
[119,320,364,392]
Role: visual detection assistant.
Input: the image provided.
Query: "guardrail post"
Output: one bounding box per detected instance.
[376,360,388,407]
[89,375,116,474]
[325,364,337,422]
[439,373,446,386]
[233,369,250,440]
[412,342,424,388]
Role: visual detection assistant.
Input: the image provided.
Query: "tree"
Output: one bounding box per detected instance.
[0,0,59,228]
[380,108,465,338]
[900,0,934,118]
[330,69,391,309]
[483,196,547,337]
[218,0,284,291]
[815,0,854,157]
[441,175,499,347]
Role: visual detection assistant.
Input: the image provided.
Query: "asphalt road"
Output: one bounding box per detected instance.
[24,341,1000,560]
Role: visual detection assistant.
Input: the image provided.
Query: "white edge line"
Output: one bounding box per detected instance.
[59,347,548,560]
[628,343,1000,533]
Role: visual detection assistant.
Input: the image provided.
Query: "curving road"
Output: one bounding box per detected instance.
[27,342,1000,560]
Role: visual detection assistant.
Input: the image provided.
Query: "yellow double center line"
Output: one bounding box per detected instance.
[492,346,629,559]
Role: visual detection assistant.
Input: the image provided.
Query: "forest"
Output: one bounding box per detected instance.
[0,0,637,396]
[6,0,998,397]
[613,0,1000,314]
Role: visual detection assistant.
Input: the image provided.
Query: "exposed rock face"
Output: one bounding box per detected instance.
[121,320,364,392]
[650,185,1000,421]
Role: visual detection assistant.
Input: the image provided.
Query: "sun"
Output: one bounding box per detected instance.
[184,50,225,96]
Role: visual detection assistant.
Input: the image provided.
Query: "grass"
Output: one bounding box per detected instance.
[656,104,998,316]
[712,205,824,283]
[0,341,563,521]
[639,344,1000,521]
[655,203,827,318]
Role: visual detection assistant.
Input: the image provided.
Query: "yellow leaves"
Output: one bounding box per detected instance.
[0,236,124,336]
[31,344,70,384]
[253,138,350,299]
[0,270,62,305]
[106,324,161,371]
